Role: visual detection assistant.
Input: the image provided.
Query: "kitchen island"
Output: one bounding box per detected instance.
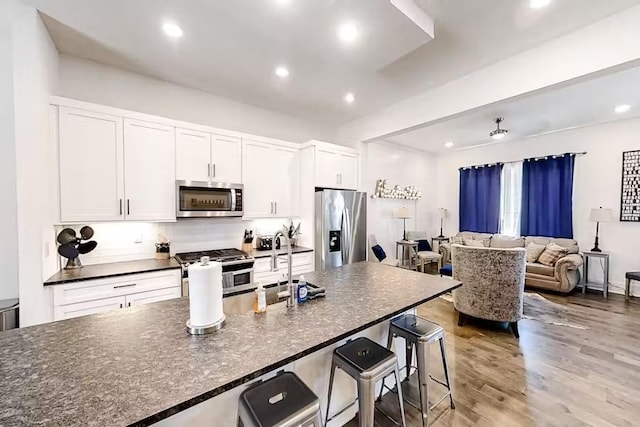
[0,262,460,426]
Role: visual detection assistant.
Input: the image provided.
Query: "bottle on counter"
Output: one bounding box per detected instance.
[254,283,267,314]
[297,275,308,304]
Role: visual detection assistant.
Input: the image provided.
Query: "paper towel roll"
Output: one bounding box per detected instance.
[188,260,224,327]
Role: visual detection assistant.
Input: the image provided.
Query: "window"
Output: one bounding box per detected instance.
[499,161,523,236]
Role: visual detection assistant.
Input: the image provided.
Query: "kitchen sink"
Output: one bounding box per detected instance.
[223,282,319,314]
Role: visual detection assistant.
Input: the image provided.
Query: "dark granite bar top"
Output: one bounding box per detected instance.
[1,262,460,426]
[249,245,313,258]
[44,258,182,286]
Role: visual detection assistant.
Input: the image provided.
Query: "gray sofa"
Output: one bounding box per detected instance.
[441,232,583,293]
[452,244,526,337]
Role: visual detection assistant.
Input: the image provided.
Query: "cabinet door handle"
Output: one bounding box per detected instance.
[270,202,274,214]
[127,302,131,307]
[212,164,216,178]
[339,174,342,185]
[113,283,137,289]
[208,163,211,177]
[274,202,277,215]
[119,199,123,215]
[119,303,123,309]
[127,199,130,215]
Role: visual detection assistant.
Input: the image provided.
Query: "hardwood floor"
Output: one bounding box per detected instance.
[346,291,640,426]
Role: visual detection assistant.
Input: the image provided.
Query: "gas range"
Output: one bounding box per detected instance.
[175,248,255,291]
[175,248,253,267]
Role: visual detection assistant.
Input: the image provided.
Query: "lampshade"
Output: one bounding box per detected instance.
[438,208,448,219]
[589,207,613,223]
[396,206,411,219]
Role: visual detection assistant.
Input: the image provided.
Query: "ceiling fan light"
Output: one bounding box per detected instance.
[489,117,508,140]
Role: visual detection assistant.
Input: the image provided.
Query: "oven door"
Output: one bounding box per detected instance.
[222,268,254,289]
[176,181,243,218]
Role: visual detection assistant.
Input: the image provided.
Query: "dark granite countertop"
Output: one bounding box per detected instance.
[1,262,460,426]
[249,246,313,258]
[44,258,182,286]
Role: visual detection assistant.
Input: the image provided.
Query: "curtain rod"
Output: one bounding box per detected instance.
[458,151,587,171]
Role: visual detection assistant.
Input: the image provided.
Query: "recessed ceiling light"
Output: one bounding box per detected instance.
[338,22,358,43]
[444,141,454,148]
[344,92,355,104]
[615,104,631,114]
[530,0,551,9]
[162,22,183,38]
[275,66,290,78]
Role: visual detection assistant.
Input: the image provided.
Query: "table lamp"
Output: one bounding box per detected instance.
[588,207,613,252]
[396,206,411,241]
[438,208,448,238]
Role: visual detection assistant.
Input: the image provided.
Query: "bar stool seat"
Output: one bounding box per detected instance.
[238,371,322,427]
[382,314,455,427]
[326,337,406,427]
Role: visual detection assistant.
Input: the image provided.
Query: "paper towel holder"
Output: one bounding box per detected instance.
[186,316,226,335]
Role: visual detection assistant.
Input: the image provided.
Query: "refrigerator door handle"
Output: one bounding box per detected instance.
[343,208,352,263]
[340,210,347,264]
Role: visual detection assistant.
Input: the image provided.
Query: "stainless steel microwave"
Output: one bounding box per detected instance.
[176,181,243,218]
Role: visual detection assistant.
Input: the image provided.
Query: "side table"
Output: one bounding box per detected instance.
[396,240,418,270]
[582,251,610,298]
[431,236,450,254]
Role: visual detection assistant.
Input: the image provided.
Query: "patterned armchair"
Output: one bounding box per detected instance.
[452,244,526,338]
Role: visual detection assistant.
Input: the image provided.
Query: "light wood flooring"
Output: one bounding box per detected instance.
[346,291,640,426]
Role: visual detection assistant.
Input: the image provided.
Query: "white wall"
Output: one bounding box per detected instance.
[12,5,59,325]
[0,3,19,301]
[361,141,438,259]
[436,117,640,296]
[56,55,335,144]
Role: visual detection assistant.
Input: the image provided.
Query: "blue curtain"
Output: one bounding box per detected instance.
[459,164,503,233]
[520,154,575,238]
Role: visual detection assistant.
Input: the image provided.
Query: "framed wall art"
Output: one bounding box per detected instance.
[620,150,640,222]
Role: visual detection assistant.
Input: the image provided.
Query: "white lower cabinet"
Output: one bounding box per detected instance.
[253,252,314,285]
[52,269,182,321]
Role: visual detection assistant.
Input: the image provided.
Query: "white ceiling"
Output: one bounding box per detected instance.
[25,0,640,125]
[385,64,640,153]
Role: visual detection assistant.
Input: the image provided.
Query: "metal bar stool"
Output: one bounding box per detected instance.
[381,314,454,427]
[238,371,323,427]
[325,336,406,427]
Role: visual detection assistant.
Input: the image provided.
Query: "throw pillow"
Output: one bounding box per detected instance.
[490,237,525,249]
[451,235,465,245]
[526,242,546,263]
[417,239,432,252]
[538,243,569,266]
[371,244,387,261]
[464,238,485,248]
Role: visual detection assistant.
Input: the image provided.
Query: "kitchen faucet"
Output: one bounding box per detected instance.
[270,231,295,308]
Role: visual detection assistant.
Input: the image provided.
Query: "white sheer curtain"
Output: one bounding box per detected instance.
[500,161,523,236]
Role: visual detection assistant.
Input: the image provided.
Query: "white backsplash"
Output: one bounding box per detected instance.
[54,218,300,267]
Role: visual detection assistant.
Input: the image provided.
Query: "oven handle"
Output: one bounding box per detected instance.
[224,268,254,275]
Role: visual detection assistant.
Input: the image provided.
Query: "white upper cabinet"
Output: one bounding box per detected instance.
[242,139,275,218]
[316,147,341,189]
[211,134,242,183]
[123,118,176,222]
[59,107,124,222]
[175,128,211,182]
[338,152,358,190]
[272,145,299,217]
[310,141,359,190]
[175,129,242,184]
[242,138,299,218]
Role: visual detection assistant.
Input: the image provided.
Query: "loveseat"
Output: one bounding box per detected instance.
[441,232,583,293]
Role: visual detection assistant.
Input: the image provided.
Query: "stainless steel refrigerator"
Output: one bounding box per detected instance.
[315,190,367,270]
